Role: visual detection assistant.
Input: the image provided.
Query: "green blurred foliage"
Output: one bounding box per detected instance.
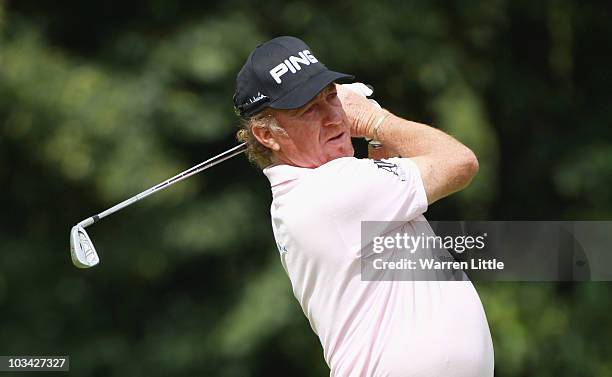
[0,0,611,376]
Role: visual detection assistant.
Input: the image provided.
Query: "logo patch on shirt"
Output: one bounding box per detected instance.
[372,160,407,181]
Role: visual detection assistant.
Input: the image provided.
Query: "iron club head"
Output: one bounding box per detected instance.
[70,225,100,268]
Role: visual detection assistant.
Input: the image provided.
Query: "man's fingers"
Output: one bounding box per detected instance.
[337,84,381,138]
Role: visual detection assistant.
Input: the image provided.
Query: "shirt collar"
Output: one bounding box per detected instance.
[263,164,313,187]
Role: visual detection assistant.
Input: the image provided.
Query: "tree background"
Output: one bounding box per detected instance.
[1,0,611,375]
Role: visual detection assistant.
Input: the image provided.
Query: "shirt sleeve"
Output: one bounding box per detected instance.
[320,157,428,223]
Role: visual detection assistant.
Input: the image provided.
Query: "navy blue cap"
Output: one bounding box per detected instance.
[233,36,354,118]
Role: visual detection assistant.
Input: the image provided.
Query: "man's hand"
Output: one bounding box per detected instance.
[336,84,383,138]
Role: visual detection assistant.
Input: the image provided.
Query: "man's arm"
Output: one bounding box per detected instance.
[374,112,479,204]
[338,85,479,204]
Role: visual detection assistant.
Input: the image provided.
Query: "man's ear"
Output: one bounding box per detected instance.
[251,122,281,151]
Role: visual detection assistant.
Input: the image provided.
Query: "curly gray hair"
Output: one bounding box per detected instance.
[236,111,286,169]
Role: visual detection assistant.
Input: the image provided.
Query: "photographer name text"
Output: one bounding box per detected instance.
[372,258,504,271]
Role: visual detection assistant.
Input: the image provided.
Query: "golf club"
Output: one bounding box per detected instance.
[70,142,247,269]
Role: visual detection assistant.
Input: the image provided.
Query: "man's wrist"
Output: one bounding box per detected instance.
[372,110,391,140]
[364,109,391,141]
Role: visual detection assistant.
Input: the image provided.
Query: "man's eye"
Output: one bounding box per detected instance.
[304,105,316,115]
[328,92,338,100]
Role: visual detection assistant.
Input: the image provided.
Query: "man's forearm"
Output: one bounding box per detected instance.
[371,112,458,157]
[371,111,479,203]
[338,83,478,203]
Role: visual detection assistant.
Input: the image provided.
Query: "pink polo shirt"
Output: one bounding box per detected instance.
[264,157,494,377]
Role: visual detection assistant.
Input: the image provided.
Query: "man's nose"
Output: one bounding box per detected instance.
[322,102,343,127]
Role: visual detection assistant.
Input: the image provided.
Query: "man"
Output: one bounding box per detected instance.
[233,36,494,377]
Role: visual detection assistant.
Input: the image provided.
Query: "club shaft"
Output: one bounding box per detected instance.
[78,143,247,228]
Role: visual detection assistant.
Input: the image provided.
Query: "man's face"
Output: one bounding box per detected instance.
[271,84,354,168]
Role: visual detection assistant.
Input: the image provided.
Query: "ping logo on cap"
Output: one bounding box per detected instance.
[233,36,353,117]
[269,50,319,84]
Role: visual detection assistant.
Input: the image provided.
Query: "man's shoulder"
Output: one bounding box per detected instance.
[314,156,375,175]
[306,157,376,186]
[315,157,411,181]
[279,158,362,205]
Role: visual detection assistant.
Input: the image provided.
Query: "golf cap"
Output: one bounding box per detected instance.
[233,36,354,118]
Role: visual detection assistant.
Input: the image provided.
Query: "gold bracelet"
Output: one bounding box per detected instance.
[372,110,391,141]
